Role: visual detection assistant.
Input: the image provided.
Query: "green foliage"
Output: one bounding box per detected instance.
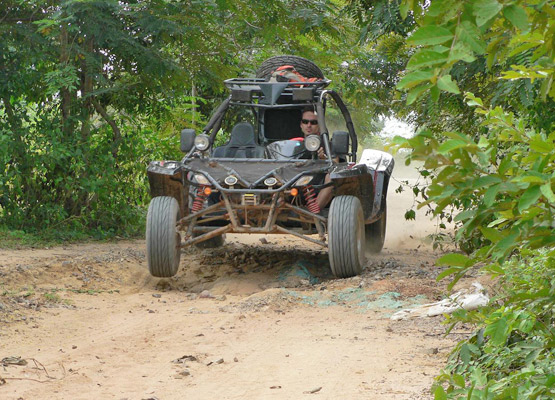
[435,251,555,399]
[371,0,550,138]
[392,0,555,398]
[1,0,372,239]
[394,95,555,271]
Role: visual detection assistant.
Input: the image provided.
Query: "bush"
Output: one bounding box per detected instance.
[434,251,555,399]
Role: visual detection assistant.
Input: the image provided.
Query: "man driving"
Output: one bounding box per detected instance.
[300,108,333,209]
[300,108,326,160]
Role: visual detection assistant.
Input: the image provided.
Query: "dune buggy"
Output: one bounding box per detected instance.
[146,56,394,278]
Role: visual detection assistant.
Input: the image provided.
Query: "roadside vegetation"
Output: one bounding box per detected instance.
[392,0,555,398]
[2,0,554,398]
[0,0,393,242]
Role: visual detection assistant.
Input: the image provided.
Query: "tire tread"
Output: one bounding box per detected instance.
[146,196,180,277]
[256,55,324,79]
[328,196,365,278]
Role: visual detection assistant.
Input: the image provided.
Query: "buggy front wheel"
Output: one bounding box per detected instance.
[328,196,366,278]
[146,196,181,277]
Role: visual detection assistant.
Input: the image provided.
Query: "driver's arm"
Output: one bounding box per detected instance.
[317,147,339,162]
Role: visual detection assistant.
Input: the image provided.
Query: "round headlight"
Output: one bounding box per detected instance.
[264,177,278,187]
[305,134,321,152]
[224,175,238,186]
[194,174,210,185]
[194,134,210,151]
[294,175,313,187]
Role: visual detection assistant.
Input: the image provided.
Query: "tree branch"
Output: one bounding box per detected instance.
[91,98,122,160]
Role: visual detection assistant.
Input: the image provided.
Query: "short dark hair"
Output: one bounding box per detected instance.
[301,106,317,115]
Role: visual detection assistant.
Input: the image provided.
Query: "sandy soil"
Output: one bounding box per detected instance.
[0,161,473,400]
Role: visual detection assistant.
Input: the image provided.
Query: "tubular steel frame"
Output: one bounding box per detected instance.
[177,190,328,248]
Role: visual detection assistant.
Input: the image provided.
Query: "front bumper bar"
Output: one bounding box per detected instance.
[177,191,327,248]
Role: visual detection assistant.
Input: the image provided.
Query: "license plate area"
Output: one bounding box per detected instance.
[241,193,259,206]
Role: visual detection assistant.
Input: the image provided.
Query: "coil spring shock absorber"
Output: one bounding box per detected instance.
[191,186,208,212]
[303,185,320,214]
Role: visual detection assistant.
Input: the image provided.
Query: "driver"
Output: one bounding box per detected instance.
[300,108,326,160]
[300,108,333,209]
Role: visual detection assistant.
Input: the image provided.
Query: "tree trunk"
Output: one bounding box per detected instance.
[60,23,72,136]
[91,98,122,160]
[80,36,94,142]
[192,81,197,125]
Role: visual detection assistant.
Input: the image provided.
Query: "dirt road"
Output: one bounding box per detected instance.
[0,164,467,400]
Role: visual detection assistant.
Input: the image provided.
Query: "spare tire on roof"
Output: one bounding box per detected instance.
[256,55,324,79]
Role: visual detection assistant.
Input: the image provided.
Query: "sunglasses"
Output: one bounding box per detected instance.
[301,119,319,126]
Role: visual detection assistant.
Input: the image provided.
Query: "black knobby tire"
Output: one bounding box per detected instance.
[328,196,366,278]
[194,233,225,249]
[255,55,325,79]
[366,201,387,254]
[146,196,181,277]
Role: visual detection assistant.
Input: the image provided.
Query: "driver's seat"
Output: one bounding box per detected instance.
[212,122,265,158]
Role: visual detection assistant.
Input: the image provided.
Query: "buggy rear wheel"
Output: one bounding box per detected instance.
[366,201,387,254]
[146,196,181,277]
[256,55,325,79]
[328,195,366,278]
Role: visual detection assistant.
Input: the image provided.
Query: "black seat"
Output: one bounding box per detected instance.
[212,122,265,158]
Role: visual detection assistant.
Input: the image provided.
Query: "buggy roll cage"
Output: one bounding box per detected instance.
[181,78,358,164]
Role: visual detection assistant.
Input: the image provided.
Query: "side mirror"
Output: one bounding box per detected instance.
[180,129,196,152]
[331,131,349,156]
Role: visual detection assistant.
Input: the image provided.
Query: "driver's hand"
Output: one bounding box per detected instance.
[317,147,326,159]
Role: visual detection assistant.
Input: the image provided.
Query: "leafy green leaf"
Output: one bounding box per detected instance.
[436,253,471,267]
[540,183,555,202]
[480,227,504,243]
[473,0,503,27]
[492,231,519,259]
[483,262,505,275]
[448,42,476,63]
[529,136,554,153]
[408,26,454,46]
[460,344,471,365]
[436,266,464,281]
[407,50,448,70]
[454,209,476,222]
[484,317,509,345]
[434,385,447,400]
[437,75,461,94]
[471,367,488,387]
[406,83,432,105]
[484,185,501,207]
[430,84,440,102]
[518,185,542,213]
[474,176,502,187]
[511,174,547,184]
[456,21,486,54]
[503,5,530,31]
[399,1,410,19]
[465,92,484,107]
[453,373,466,387]
[438,139,467,154]
[397,70,435,90]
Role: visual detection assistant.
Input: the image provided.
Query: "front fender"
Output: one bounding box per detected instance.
[147,161,188,217]
[331,164,374,219]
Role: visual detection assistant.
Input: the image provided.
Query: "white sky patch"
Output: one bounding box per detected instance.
[379,117,415,138]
